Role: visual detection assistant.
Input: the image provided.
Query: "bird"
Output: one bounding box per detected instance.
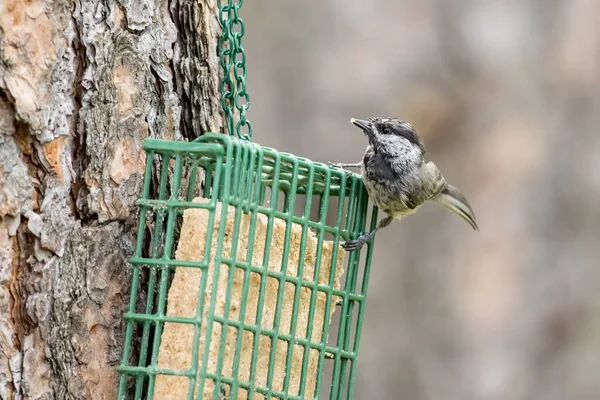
[330,117,478,251]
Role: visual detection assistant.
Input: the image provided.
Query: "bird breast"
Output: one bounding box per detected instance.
[361,148,423,216]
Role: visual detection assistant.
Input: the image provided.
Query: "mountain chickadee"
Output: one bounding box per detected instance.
[331,117,478,251]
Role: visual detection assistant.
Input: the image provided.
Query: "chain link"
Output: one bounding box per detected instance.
[218,0,252,140]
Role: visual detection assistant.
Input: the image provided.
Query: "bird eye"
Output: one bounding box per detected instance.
[382,127,390,134]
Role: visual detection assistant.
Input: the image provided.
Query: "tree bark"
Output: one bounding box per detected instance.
[0,1,222,398]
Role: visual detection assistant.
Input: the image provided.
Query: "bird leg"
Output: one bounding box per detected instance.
[328,161,362,169]
[328,161,362,180]
[342,215,393,251]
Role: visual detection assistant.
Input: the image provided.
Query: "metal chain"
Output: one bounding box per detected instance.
[218,0,252,140]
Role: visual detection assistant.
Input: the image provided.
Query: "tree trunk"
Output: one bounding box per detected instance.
[0,1,222,398]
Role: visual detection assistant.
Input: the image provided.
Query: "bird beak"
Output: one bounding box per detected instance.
[351,118,374,138]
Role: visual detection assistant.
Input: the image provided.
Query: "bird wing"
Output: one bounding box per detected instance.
[403,160,447,209]
[422,160,448,200]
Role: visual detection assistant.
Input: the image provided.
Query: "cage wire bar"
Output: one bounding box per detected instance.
[116,133,378,399]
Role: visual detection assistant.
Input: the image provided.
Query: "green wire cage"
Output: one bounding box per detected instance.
[116,1,379,399]
[116,134,378,399]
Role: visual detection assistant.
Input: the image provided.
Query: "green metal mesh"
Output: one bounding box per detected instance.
[117,133,378,399]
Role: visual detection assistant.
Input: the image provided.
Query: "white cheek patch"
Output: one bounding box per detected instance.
[380,137,421,162]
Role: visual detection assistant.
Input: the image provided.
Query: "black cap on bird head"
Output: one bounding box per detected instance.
[351,117,425,153]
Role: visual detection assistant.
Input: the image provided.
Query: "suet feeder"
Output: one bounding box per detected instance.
[116,1,378,399]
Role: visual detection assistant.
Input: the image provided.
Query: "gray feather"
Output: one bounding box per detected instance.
[431,185,478,230]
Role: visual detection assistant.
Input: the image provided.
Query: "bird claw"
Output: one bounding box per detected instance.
[341,239,364,252]
[328,162,357,180]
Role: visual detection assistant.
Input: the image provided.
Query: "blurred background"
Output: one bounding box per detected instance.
[242,0,600,399]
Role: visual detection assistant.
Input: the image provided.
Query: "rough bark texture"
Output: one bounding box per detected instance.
[0,0,222,398]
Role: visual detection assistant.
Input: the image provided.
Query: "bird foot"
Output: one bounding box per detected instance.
[342,237,366,252]
[328,162,357,179]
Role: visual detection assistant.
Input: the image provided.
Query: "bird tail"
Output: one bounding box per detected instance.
[432,185,478,230]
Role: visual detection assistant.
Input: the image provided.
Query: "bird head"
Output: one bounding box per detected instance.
[351,117,425,155]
